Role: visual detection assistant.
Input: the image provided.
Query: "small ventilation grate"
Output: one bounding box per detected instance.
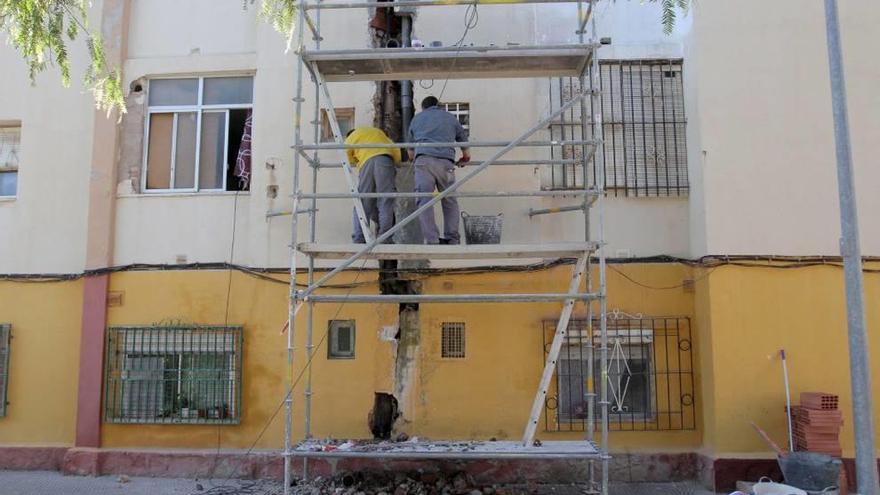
[441,322,466,358]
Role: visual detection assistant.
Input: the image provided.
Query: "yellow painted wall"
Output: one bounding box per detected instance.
[698,262,880,458]
[5,262,878,460]
[0,280,82,445]
[99,263,701,453]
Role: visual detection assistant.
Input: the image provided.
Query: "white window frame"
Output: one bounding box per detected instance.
[441,102,470,131]
[142,75,253,194]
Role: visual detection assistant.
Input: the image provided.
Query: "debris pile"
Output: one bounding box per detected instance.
[291,472,514,495]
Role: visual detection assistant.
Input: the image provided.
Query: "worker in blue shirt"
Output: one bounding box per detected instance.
[407,96,471,245]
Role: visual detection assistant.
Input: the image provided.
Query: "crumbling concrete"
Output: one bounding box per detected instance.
[115,77,147,195]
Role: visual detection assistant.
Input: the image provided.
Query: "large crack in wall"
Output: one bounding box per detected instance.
[367,2,422,440]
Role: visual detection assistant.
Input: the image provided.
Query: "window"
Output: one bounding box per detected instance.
[320,107,355,142]
[0,324,10,417]
[441,102,470,131]
[543,317,695,432]
[0,126,21,197]
[557,335,653,423]
[144,76,253,192]
[548,60,688,196]
[328,320,355,359]
[441,322,466,358]
[104,325,242,424]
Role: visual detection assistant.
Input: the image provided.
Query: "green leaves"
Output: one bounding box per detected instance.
[0,0,125,115]
[637,0,691,35]
[245,0,297,51]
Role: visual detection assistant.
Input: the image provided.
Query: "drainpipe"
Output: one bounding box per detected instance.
[400,13,413,137]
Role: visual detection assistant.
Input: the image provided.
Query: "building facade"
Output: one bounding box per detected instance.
[0,0,878,490]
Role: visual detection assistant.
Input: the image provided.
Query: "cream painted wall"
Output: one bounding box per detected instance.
[0,8,99,274]
[687,0,880,256]
[111,1,692,269]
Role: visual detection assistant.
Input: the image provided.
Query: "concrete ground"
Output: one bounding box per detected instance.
[0,471,721,495]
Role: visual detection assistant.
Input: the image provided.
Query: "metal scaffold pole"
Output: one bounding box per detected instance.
[591,11,609,494]
[285,1,308,493]
[303,0,323,481]
[823,2,879,494]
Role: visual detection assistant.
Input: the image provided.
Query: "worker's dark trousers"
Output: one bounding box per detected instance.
[414,155,460,244]
[352,154,396,243]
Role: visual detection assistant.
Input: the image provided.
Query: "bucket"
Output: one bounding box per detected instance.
[778,453,842,492]
[752,480,807,495]
[461,212,502,244]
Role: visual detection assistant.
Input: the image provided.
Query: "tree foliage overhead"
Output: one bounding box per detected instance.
[0,0,123,114]
[653,0,690,34]
[1,0,685,116]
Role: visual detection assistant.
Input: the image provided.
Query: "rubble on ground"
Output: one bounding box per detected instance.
[290,472,532,495]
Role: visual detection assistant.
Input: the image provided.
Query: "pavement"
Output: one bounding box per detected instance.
[0,471,722,495]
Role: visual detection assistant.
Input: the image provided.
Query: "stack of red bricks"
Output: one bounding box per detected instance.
[791,392,842,457]
[791,392,847,492]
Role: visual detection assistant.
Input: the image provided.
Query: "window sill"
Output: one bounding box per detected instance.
[0,196,17,203]
[118,191,250,199]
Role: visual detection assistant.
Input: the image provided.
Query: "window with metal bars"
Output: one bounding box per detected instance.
[104,325,242,424]
[548,60,688,196]
[440,102,470,132]
[0,324,10,417]
[441,322,466,359]
[328,320,356,359]
[542,317,695,432]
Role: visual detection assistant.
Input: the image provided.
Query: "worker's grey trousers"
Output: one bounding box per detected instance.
[352,154,396,243]
[414,155,460,244]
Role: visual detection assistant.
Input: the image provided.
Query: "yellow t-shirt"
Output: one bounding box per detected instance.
[344,127,402,168]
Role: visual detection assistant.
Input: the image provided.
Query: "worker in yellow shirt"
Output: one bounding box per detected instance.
[344,127,402,243]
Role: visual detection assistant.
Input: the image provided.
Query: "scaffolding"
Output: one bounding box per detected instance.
[282,0,609,492]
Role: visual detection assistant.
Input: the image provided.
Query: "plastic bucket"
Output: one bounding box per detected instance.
[461,212,502,244]
[752,480,807,495]
[778,453,842,492]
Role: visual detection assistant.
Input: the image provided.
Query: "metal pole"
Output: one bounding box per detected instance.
[298,139,598,150]
[305,0,585,10]
[401,14,414,137]
[591,12,609,495]
[528,203,586,217]
[293,188,596,199]
[304,0,323,477]
[301,89,594,296]
[780,349,794,452]
[823,2,879,493]
[305,293,599,304]
[285,2,308,494]
[316,159,585,168]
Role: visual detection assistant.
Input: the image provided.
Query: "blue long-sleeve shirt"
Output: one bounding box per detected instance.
[408,106,469,161]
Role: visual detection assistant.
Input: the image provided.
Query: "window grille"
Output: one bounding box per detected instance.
[328,320,356,359]
[548,60,688,196]
[542,317,695,432]
[0,126,21,197]
[440,102,470,131]
[0,324,10,417]
[144,76,253,192]
[104,325,242,424]
[441,322,466,358]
